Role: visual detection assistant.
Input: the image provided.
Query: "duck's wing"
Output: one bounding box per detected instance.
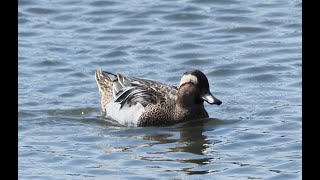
[113,73,178,107]
[114,86,159,107]
[96,70,178,108]
[130,77,178,100]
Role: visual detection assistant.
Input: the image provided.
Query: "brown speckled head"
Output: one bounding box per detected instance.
[178,70,222,106]
[177,82,202,106]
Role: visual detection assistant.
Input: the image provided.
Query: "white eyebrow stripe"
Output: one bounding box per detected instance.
[179,74,198,87]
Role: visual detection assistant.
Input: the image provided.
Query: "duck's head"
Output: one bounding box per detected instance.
[177,69,222,106]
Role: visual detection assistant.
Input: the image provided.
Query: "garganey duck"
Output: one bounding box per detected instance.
[95,69,222,127]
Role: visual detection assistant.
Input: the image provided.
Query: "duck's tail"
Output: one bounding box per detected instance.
[95,70,116,111]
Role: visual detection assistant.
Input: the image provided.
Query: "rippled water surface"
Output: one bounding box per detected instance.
[18,0,301,179]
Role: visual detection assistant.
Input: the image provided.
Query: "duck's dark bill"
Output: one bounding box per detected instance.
[202,93,222,105]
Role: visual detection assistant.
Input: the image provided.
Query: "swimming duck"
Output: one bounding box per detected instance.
[95,69,222,127]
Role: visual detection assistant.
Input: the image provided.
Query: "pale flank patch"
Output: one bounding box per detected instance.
[105,102,145,127]
[179,74,198,87]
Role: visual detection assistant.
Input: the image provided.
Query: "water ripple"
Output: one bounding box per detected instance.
[228,26,268,34]
[163,13,209,21]
[25,7,58,15]
[89,0,119,7]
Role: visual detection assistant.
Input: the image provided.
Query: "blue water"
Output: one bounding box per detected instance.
[18,0,301,179]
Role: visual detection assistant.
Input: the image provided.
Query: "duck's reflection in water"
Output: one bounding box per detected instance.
[140,118,224,175]
[98,117,227,175]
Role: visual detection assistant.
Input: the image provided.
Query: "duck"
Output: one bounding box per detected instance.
[95,69,222,127]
